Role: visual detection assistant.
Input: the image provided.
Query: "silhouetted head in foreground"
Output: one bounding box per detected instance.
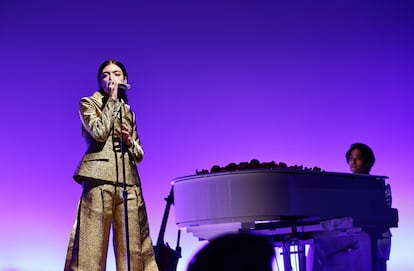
[187,233,275,271]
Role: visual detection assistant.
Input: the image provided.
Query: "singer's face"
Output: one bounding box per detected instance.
[100,63,126,94]
[348,148,366,174]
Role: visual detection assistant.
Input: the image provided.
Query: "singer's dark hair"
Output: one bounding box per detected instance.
[97,59,129,103]
[345,143,375,174]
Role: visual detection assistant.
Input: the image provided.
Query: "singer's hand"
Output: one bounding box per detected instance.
[107,80,119,100]
[120,123,133,147]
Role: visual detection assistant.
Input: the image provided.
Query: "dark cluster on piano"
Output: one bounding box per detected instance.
[196,159,323,175]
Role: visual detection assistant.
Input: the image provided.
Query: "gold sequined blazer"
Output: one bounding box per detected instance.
[73,91,144,186]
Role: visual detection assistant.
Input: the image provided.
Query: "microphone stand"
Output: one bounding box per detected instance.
[119,99,132,271]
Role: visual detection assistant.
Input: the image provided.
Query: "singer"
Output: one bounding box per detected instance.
[64,60,159,271]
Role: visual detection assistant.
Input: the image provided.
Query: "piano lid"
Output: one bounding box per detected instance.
[173,169,397,233]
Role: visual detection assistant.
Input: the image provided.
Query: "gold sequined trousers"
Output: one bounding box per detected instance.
[64,181,159,271]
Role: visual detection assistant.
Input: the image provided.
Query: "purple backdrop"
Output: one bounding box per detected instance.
[1,1,413,270]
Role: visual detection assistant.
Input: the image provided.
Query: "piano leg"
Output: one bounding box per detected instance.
[282,241,293,271]
[298,243,307,271]
[370,233,378,271]
[281,241,307,271]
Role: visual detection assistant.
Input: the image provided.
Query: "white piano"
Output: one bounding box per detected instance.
[172,167,398,271]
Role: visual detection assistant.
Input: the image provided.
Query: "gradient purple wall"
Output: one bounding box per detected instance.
[1,1,413,270]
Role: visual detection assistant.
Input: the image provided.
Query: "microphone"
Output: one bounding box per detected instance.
[118,83,131,90]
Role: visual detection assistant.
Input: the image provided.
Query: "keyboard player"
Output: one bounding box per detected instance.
[308,143,392,271]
